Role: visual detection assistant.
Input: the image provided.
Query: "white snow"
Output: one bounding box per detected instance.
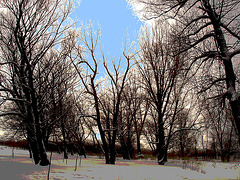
[0,145,240,180]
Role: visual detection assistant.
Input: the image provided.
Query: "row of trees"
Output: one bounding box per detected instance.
[128,0,240,162]
[0,0,239,166]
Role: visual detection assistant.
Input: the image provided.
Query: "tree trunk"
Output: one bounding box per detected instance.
[127,133,133,159]
[109,96,121,164]
[136,133,141,155]
[180,138,185,158]
[61,117,68,159]
[230,99,240,141]
[157,142,166,165]
[26,119,41,165]
[119,122,131,160]
[29,138,40,164]
[25,104,50,166]
[120,135,130,160]
[202,0,240,146]
[157,119,166,165]
[91,80,110,164]
[220,150,225,162]
[34,109,50,166]
[27,138,33,159]
[109,129,117,164]
[34,97,50,166]
[38,138,50,166]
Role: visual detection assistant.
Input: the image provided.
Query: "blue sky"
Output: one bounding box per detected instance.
[70,0,143,59]
[69,1,143,139]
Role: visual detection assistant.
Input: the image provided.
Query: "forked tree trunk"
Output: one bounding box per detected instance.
[29,139,40,164]
[93,90,110,164]
[109,129,117,164]
[27,103,50,166]
[26,124,40,164]
[109,96,122,164]
[38,139,50,166]
[35,116,50,166]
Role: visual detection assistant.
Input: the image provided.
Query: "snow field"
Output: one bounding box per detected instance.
[0,145,240,180]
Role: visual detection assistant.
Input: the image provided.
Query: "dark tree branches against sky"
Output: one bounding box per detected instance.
[128,0,240,144]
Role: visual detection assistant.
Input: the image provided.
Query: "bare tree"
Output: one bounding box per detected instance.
[102,56,130,163]
[0,0,73,165]
[112,68,147,159]
[128,0,240,144]
[136,23,188,164]
[71,24,131,164]
[125,72,149,157]
[200,78,238,161]
[70,25,111,163]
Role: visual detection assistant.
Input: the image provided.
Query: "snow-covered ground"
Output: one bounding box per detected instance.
[0,145,239,180]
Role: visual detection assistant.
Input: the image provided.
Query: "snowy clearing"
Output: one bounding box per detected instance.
[0,145,240,180]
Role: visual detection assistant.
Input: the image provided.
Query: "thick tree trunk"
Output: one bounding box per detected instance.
[24,92,50,166]
[119,122,131,160]
[27,137,33,159]
[91,80,110,164]
[230,99,240,141]
[157,119,166,165]
[109,96,121,164]
[120,136,130,160]
[27,132,48,166]
[157,141,166,165]
[109,129,117,164]
[38,139,50,166]
[34,109,50,165]
[97,120,110,164]
[136,133,141,155]
[127,132,133,159]
[202,0,240,145]
[98,124,110,164]
[180,139,185,158]
[29,139,40,164]
[220,150,225,162]
[26,120,41,164]
[33,97,50,166]
[24,95,50,166]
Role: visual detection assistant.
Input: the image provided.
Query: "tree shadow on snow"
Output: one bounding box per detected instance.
[0,158,51,180]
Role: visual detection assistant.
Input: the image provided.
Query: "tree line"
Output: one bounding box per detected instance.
[0,0,239,166]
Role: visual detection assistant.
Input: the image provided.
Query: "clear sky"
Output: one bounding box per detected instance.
[70,0,143,59]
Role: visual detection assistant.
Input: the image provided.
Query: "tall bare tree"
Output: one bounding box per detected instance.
[0,0,73,165]
[199,62,238,161]
[121,69,149,157]
[70,24,131,164]
[136,24,187,164]
[102,56,130,164]
[128,0,240,144]
[70,25,111,163]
